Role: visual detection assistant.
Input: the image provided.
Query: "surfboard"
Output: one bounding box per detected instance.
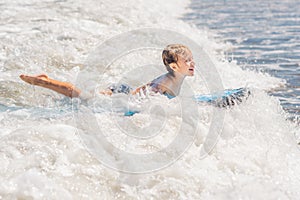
[124,88,251,116]
[193,87,251,107]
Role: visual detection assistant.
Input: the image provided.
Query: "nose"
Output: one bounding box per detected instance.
[191,60,195,67]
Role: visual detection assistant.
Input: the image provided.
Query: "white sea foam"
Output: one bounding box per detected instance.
[0,0,300,199]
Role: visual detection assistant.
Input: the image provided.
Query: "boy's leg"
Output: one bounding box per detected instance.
[20,74,81,98]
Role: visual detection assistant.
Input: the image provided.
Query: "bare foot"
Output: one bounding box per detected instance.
[19,74,49,86]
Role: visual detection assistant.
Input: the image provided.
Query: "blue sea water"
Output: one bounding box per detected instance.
[1,0,300,198]
[184,0,300,122]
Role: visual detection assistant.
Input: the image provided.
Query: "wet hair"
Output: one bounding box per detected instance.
[162,44,190,73]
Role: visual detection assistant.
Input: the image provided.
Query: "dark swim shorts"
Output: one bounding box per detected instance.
[109,83,133,94]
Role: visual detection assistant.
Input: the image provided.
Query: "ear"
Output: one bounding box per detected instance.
[169,63,179,71]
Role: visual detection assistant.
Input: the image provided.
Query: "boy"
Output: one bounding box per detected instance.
[20,44,195,99]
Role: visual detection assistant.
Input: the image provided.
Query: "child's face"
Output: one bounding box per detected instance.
[175,50,195,76]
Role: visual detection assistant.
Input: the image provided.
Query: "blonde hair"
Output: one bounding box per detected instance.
[162,44,190,73]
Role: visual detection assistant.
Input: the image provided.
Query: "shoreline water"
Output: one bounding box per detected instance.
[0,0,300,199]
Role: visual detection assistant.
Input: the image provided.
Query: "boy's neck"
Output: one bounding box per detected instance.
[166,71,186,95]
[167,71,186,83]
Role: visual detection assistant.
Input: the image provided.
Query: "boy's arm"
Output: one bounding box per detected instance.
[131,83,152,95]
[20,74,81,98]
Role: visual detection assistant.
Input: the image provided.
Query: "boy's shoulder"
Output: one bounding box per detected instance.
[150,74,168,84]
[149,74,170,93]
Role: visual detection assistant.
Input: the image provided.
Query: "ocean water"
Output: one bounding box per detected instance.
[183,0,300,122]
[0,0,300,199]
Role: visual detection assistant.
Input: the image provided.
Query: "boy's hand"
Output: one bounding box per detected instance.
[99,89,113,96]
[131,85,147,95]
